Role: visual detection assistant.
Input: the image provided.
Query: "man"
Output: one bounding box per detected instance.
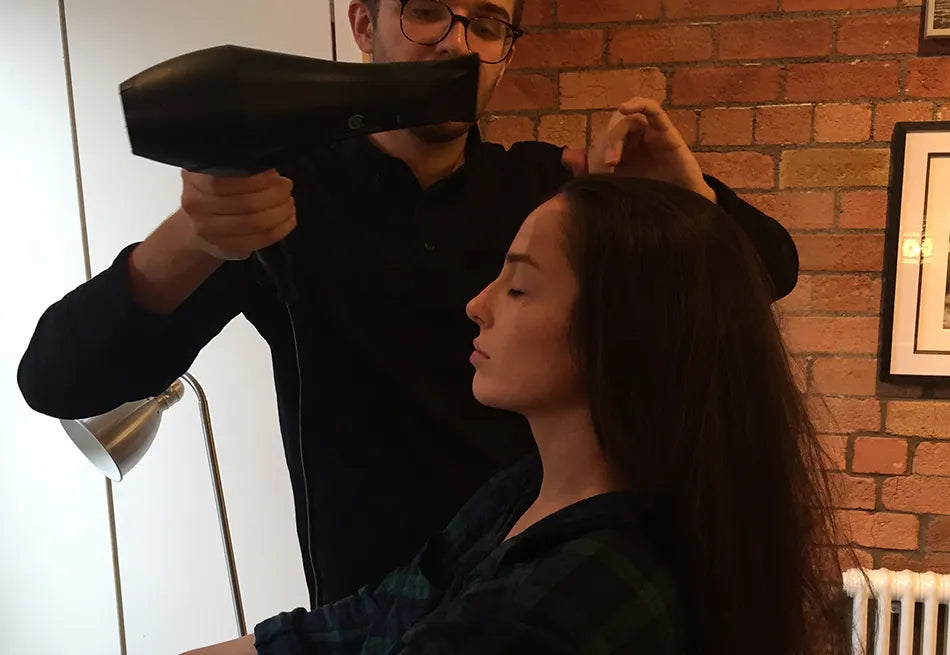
[18,0,798,608]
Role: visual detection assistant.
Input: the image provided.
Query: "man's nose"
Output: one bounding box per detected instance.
[437,19,469,56]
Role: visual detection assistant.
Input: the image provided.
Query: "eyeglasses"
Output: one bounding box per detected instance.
[399,0,523,65]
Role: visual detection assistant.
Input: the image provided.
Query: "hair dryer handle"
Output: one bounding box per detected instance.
[253,241,297,304]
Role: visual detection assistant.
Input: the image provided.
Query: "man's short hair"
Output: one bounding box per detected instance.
[362,0,525,26]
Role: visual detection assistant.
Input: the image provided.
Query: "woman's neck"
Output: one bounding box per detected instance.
[529,406,628,503]
[369,128,468,190]
[505,404,629,541]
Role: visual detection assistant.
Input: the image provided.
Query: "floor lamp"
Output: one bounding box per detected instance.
[60,373,246,651]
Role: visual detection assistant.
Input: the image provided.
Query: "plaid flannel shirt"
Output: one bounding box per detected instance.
[255,453,681,655]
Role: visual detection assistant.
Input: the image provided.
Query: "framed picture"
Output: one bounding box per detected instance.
[880,122,950,382]
[925,0,950,38]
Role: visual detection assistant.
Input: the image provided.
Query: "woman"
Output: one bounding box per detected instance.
[189,176,849,655]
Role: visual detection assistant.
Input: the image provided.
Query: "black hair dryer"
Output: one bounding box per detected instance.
[119,45,481,301]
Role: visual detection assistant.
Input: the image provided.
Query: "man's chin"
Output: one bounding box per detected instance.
[409,121,475,143]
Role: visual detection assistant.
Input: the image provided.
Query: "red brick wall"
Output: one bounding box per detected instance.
[482,0,950,572]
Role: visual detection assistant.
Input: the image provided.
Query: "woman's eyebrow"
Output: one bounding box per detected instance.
[505,252,541,269]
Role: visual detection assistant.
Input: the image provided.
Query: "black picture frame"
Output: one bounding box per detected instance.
[879,121,950,384]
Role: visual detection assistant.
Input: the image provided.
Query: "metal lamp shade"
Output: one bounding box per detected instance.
[60,380,185,481]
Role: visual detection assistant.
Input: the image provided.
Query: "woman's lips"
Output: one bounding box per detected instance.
[471,340,490,363]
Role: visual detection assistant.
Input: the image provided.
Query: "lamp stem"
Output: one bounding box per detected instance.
[180,372,247,637]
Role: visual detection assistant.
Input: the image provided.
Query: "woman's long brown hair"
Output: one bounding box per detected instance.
[560,175,850,655]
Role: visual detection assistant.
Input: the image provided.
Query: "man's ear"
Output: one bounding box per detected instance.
[350,0,375,55]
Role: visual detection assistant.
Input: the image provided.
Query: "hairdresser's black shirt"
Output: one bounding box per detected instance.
[17,128,798,608]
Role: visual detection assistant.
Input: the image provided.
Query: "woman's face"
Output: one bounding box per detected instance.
[465,195,582,414]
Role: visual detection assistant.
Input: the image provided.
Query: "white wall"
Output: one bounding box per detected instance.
[3,1,336,653]
[0,1,120,654]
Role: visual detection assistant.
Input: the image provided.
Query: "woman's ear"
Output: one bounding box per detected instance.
[350,0,375,55]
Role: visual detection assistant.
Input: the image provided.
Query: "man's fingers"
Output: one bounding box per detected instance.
[185,168,282,196]
[617,98,676,133]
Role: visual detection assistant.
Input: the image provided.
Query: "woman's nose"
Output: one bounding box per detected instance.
[466,289,489,327]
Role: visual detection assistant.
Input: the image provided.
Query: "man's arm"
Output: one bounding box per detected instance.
[569,97,798,300]
[16,239,248,419]
[17,169,296,419]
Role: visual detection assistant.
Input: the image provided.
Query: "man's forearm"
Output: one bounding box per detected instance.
[128,208,224,315]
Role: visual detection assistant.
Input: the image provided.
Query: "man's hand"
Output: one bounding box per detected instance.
[181,634,255,655]
[578,97,717,204]
[180,168,297,262]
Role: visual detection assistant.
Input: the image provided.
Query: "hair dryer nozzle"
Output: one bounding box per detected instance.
[120,45,481,175]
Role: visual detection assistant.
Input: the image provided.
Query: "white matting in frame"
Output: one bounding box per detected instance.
[926,0,950,38]
[888,128,950,378]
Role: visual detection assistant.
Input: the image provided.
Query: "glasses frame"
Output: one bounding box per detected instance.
[398,0,524,64]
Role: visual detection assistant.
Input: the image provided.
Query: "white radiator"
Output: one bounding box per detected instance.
[843,568,950,655]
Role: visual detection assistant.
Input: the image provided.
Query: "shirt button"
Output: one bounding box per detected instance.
[424,242,436,252]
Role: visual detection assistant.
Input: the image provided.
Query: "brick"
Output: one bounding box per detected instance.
[719,19,833,61]
[755,104,813,145]
[785,62,900,102]
[839,190,888,229]
[926,516,950,550]
[538,114,587,150]
[560,69,666,110]
[809,396,882,433]
[879,381,926,399]
[820,434,849,471]
[883,476,950,514]
[700,107,754,146]
[665,0,778,17]
[672,66,781,106]
[814,103,872,144]
[829,473,877,509]
[780,149,890,188]
[790,354,809,393]
[881,553,950,575]
[693,152,775,189]
[842,548,874,571]
[914,442,950,476]
[511,30,602,70]
[556,0,661,23]
[782,275,878,315]
[794,234,885,272]
[783,0,897,8]
[812,357,878,396]
[811,275,881,313]
[783,316,879,354]
[481,116,535,148]
[873,102,933,142]
[853,437,908,474]
[608,24,713,65]
[487,73,556,111]
[740,191,834,229]
[886,401,950,438]
[667,109,699,146]
[936,102,950,120]
[521,0,552,25]
[837,15,920,56]
[839,510,918,550]
[778,277,812,313]
[907,58,950,98]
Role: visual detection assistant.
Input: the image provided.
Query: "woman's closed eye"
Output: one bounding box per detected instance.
[507,288,525,298]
